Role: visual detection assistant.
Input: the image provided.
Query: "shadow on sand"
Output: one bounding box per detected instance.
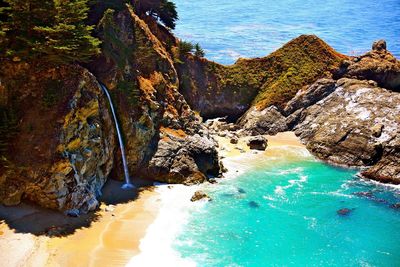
[0,179,153,237]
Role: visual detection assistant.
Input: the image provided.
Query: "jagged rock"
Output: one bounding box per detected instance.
[247,136,268,151]
[147,131,220,184]
[294,78,400,183]
[190,190,211,202]
[89,6,221,185]
[336,40,400,91]
[284,78,336,115]
[239,106,288,136]
[361,135,400,184]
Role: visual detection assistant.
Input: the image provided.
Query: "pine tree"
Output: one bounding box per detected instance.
[194,43,205,58]
[1,0,100,63]
[1,0,55,59]
[34,0,101,63]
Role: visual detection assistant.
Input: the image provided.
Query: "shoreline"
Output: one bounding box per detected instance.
[2,132,395,266]
[128,131,311,265]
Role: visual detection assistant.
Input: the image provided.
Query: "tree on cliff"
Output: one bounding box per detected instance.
[134,0,178,29]
[194,43,205,58]
[0,0,100,63]
[34,0,101,63]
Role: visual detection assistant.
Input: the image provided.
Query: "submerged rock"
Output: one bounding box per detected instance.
[337,208,352,216]
[248,201,260,208]
[190,191,211,202]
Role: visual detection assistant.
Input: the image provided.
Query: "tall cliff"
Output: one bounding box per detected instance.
[0,4,221,213]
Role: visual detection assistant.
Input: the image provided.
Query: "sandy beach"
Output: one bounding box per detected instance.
[0,187,159,267]
[0,132,306,267]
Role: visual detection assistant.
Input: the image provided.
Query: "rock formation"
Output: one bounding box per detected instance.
[0,4,221,212]
[0,0,399,214]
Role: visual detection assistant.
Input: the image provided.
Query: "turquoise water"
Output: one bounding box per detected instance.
[173,0,400,64]
[174,150,400,266]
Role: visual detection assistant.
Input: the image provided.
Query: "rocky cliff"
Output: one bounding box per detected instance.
[1,2,399,214]
[0,64,115,212]
[238,41,400,184]
[0,4,221,213]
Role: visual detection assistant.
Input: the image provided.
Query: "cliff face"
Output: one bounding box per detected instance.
[177,35,346,120]
[1,3,399,213]
[0,5,221,212]
[0,64,115,212]
[88,5,221,184]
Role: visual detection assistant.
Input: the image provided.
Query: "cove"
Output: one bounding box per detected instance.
[174,147,400,266]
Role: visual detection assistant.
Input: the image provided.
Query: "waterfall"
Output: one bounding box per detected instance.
[100,83,135,190]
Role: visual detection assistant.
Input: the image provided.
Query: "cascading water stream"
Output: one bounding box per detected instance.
[100,83,134,190]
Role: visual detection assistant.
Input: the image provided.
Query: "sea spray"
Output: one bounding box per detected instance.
[100,83,134,189]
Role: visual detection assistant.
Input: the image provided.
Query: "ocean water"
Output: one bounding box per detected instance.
[173,0,400,64]
[173,148,400,266]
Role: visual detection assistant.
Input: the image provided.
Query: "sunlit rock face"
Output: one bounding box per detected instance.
[0,64,115,213]
[87,5,221,184]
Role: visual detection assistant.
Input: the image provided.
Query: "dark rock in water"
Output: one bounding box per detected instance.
[353,191,374,198]
[249,201,260,208]
[190,191,212,202]
[237,188,246,194]
[337,208,352,216]
[390,203,400,209]
[65,209,80,217]
[247,136,268,151]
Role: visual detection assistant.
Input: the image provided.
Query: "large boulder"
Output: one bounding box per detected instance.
[247,136,268,151]
[147,129,220,184]
[238,106,288,135]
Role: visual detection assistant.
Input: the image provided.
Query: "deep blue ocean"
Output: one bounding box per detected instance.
[170,1,400,266]
[173,0,400,64]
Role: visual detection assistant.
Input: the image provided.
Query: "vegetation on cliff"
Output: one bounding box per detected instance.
[0,0,100,63]
[177,35,346,120]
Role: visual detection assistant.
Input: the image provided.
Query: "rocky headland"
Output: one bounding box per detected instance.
[0,2,399,216]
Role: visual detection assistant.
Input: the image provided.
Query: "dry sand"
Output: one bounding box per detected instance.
[0,188,159,267]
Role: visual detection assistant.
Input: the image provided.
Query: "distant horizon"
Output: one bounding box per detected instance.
[173,0,400,64]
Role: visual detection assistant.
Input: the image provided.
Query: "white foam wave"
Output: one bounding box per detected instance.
[127,184,200,267]
[274,175,308,196]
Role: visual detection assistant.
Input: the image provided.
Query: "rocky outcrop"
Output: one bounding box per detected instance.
[147,128,220,184]
[178,35,346,120]
[0,64,115,213]
[236,41,400,184]
[293,78,399,182]
[0,4,223,213]
[335,40,400,91]
[88,5,221,184]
